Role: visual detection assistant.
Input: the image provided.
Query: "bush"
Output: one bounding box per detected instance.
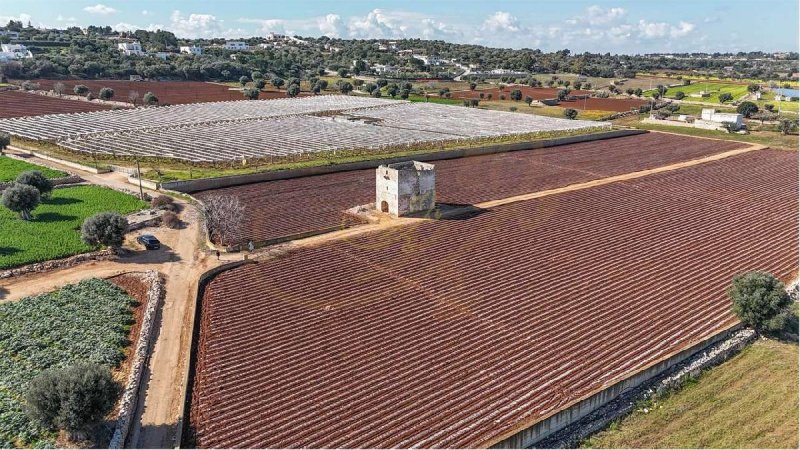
[2,183,40,220]
[674,91,685,100]
[0,131,10,151]
[143,92,158,105]
[26,363,121,440]
[243,87,260,100]
[15,170,53,197]
[564,108,578,120]
[98,87,114,101]
[73,84,89,95]
[728,272,792,333]
[161,210,179,228]
[151,194,174,210]
[81,212,128,249]
[736,101,759,118]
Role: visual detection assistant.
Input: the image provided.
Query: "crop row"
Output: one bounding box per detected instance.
[190,149,798,448]
[0,90,111,119]
[0,278,136,447]
[196,133,748,245]
[0,185,147,269]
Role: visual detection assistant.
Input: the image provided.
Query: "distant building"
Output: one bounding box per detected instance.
[180,45,203,55]
[0,43,32,60]
[118,41,145,56]
[224,41,249,51]
[373,64,397,74]
[375,161,436,217]
[0,30,20,40]
[397,49,413,58]
[154,52,170,61]
[265,32,285,41]
[695,108,743,130]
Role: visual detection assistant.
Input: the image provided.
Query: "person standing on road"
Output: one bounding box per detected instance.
[216,250,220,260]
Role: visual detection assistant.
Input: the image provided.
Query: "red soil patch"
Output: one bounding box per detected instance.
[450,86,648,112]
[28,80,309,105]
[0,90,113,118]
[195,133,747,245]
[190,149,798,448]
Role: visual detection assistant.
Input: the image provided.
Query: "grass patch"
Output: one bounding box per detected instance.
[0,278,136,448]
[581,338,798,449]
[478,100,610,120]
[614,115,799,150]
[0,156,66,182]
[657,82,749,103]
[0,185,147,269]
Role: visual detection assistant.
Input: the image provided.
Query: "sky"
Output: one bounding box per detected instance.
[1,0,797,54]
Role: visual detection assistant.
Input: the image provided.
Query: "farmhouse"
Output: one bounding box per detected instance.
[117,41,145,56]
[375,161,436,216]
[695,108,744,130]
[180,45,203,55]
[0,43,32,60]
[0,30,19,40]
[223,41,249,51]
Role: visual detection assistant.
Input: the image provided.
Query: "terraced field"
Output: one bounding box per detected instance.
[0,90,112,118]
[195,132,748,244]
[30,79,245,105]
[189,149,798,448]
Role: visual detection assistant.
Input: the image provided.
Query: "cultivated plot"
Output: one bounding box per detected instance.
[190,149,798,448]
[0,90,112,119]
[195,133,748,244]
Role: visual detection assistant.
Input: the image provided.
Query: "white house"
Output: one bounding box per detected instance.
[265,32,285,41]
[180,45,202,55]
[154,52,170,61]
[695,108,744,130]
[0,30,20,40]
[118,42,145,56]
[373,64,397,74]
[412,54,442,65]
[0,43,32,60]
[224,41,249,51]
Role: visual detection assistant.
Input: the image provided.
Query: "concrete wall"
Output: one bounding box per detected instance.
[163,129,645,194]
[489,325,741,449]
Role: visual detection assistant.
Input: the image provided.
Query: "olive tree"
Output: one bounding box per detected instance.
[53,82,66,96]
[674,91,686,100]
[779,119,797,135]
[239,75,249,87]
[563,108,578,120]
[254,79,266,89]
[736,101,758,118]
[73,84,89,95]
[271,77,285,89]
[15,170,53,197]
[509,89,522,101]
[287,84,301,98]
[26,363,121,441]
[98,87,114,101]
[718,92,733,103]
[0,131,9,155]
[2,183,40,220]
[243,87,260,100]
[729,272,792,333]
[143,92,158,105]
[201,194,244,247]
[128,90,140,106]
[81,212,128,249]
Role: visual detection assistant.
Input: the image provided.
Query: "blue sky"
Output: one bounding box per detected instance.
[1,0,797,53]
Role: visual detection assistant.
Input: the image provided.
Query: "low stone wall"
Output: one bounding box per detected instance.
[530,328,756,448]
[8,145,111,174]
[109,270,165,449]
[0,249,115,279]
[127,209,165,231]
[164,129,644,193]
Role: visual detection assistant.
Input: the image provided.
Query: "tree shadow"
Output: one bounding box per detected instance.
[34,212,78,223]
[117,243,181,264]
[0,286,9,300]
[0,246,21,257]
[44,197,81,206]
[433,203,489,220]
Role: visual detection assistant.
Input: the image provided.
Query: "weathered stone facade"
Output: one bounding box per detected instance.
[375,161,435,216]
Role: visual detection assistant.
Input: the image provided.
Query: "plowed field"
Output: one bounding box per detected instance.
[190,149,798,448]
[0,90,112,118]
[449,86,648,112]
[195,133,747,244]
[31,80,246,105]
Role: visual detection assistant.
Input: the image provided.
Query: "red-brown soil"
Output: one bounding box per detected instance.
[450,86,648,112]
[190,149,798,448]
[28,80,308,105]
[195,133,747,245]
[0,90,113,118]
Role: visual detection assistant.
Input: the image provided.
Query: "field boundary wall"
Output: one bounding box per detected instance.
[8,145,111,173]
[488,324,747,448]
[163,129,647,193]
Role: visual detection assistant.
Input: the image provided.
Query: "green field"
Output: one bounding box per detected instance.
[660,82,749,103]
[0,156,66,182]
[582,339,798,449]
[0,185,147,269]
[0,278,136,448]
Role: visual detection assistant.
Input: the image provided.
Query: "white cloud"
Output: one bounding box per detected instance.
[83,4,117,15]
[482,11,520,33]
[635,19,695,39]
[169,10,246,38]
[317,14,344,38]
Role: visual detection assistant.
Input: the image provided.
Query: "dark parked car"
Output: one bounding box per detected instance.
[137,234,161,250]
